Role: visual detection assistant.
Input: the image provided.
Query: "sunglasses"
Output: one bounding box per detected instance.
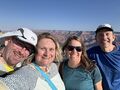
[67,45,82,52]
[12,38,34,54]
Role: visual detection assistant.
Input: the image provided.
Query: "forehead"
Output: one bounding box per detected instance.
[96,29,113,35]
[69,39,81,45]
[96,30,114,36]
[37,38,56,47]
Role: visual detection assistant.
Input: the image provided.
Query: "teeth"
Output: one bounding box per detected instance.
[13,51,23,58]
[45,58,49,59]
[43,57,49,60]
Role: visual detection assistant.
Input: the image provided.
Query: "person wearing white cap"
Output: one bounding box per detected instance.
[87,24,120,90]
[0,28,37,76]
[0,32,65,90]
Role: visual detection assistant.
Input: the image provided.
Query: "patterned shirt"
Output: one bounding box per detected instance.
[0,63,65,90]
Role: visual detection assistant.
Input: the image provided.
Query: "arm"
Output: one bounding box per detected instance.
[95,80,103,90]
[91,65,103,90]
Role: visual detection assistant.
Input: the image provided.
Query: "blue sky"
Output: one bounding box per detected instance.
[0,0,120,31]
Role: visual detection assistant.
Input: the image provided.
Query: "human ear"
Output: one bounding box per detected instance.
[4,38,12,46]
[4,40,9,46]
[113,34,116,41]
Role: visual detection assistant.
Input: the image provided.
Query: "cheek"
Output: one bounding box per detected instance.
[25,51,30,57]
[78,52,82,57]
[52,52,56,57]
[65,51,71,58]
[37,50,44,55]
[96,37,101,42]
[36,53,43,59]
[48,52,56,61]
[36,50,45,58]
[5,47,14,58]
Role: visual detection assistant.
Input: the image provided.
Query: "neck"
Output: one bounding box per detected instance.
[40,66,50,72]
[68,60,80,68]
[0,49,8,65]
[0,48,7,64]
[0,56,7,64]
[101,44,115,52]
[0,49,14,67]
[34,61,50,72]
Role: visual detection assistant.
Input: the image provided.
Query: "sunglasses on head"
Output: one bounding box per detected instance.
[67,45,82,52]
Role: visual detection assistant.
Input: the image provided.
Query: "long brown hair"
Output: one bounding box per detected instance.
[62,35,95,71]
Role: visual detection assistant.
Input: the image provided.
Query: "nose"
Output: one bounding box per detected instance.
[21,47,26,52]
[101,34,107,40]
[19,48,27,57]
[72,48,77,53]
[44,49,49,56]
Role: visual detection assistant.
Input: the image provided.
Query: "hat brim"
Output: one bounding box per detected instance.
[0,30,22,39]
[0,31,35,49]
[17,36,35,48]
[95,27,113,34]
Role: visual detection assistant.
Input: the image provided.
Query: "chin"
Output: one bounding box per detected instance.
[41,62,50,66]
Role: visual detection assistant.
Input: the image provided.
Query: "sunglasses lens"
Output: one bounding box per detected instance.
[67,46,82,52]
[67,46,74,51]
[76,47,82,52]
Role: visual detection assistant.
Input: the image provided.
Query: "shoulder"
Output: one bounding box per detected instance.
[51,62,58,67]
[87,46,102,56]
[49,63,59,78]
[90,65,101,77]
[90,65,102,84]
[50,63,58,71]
[0,64,38,90]
[115,43,120,50]
[87,46,99,52]
[91,65,100,73]
[12,64,34,76]
[0,65,7,76]
[59,59,68,70]
[0,57,9,74]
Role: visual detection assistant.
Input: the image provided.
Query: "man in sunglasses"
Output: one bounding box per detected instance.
[87,24,120,90]
[0,28,37,76]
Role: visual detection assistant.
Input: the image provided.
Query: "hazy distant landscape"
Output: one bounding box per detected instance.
[34,30,120,49]
[1,30,120,49]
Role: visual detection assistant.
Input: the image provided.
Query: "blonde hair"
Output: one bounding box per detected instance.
[37,32,63,62]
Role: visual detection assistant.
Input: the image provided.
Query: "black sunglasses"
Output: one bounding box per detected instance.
[67,45,82,52]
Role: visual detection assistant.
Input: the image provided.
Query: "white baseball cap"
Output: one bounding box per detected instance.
[96,24,113,34]
[0,28,37,47]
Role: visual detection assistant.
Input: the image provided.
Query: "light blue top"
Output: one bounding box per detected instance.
[0,63,65,90]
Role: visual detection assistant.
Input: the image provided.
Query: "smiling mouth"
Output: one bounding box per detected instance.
[43,58,50,61]
[13,51,24,58]
[101,40,109,43]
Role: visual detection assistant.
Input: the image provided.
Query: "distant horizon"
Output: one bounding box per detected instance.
[1,25,120,32]
[1,29,120,33]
